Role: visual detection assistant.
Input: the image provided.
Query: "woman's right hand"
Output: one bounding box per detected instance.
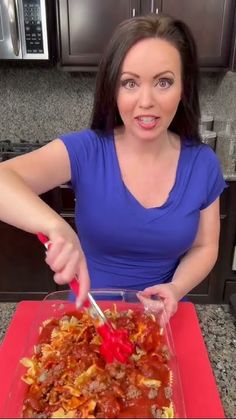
[45,223,90,306]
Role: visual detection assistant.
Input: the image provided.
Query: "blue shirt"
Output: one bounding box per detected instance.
[59,129,227,291]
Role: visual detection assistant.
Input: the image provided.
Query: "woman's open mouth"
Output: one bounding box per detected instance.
[135,116,160,130]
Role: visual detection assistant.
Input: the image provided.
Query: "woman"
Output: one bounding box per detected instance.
[0,14,226,320]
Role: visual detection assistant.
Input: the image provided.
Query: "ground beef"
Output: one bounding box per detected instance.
[43,362,65,387]
[162,345,171,361]
[105,363,126,380]
[81,378,108,396]
[148,388,158,399]
[151,404,162,418]
[126,384,142,400]
[164,386,172,399]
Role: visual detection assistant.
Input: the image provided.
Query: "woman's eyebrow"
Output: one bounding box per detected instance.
[121,70,175,78]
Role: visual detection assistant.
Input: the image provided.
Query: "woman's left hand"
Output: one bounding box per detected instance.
[138,283,180,322]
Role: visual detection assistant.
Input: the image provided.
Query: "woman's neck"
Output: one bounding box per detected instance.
[114,126,180,162]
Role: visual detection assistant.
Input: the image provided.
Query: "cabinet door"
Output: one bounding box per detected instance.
[223,280,236,302]
[61,214,77,232]
[58,0,139,70]
[0,223,55,302]
[187,183,231,303]
[216,182,236,300]
[140,0,162,15]
[0,191,57,302]
[54,184,76,231]
[187,274,212,304]
[57,184,76,213]
[161,0,235,68]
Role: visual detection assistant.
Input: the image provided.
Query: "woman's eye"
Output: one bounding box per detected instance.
[157,78,173,89]
[121,79,137,89]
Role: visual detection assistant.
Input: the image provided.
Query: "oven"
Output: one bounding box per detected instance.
[0,140,46,160]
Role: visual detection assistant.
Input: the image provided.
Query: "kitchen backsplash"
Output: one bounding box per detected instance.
[0,64,235,143]
[0,65,95,143]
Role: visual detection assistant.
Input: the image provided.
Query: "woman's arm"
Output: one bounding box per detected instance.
[0,139,90,303]
[0,139,70,231]
[140,198,220,319]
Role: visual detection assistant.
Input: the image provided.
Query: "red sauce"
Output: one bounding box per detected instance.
[22,310,172,418]
[37,319,59,344]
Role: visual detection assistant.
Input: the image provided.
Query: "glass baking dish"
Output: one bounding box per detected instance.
[3,289,186,418]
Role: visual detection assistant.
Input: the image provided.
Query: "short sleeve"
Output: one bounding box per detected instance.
[200,146,228,210]
[58,129,97,192]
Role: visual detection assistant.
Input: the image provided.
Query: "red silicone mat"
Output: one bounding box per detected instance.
[0,301,225,418]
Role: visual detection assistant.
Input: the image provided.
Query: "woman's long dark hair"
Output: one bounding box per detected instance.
[90,14,201,143]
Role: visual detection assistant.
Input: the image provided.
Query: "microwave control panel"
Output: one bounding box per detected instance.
[23,0,44,54]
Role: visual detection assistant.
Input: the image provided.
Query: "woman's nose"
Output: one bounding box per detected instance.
[138,86,154,109]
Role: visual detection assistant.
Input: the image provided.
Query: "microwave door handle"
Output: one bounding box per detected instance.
[7,0,20,56]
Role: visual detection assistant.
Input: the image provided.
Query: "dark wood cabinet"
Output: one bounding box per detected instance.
[56,0,236,71]
[230,16,236,71]
[59,184,76,212]
[160,0,236,69]
[0,223,56,301]
[218,181,236,302]
[0,187,76,302]
[224,280,236,301]
[54,184,76,231]
[140,0,162,15]
[188,181,236,303]
[0,191,56,302]
[57,0,139,71]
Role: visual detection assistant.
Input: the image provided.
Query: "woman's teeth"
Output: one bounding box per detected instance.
[138,116,156,124]
[136,116,159,129]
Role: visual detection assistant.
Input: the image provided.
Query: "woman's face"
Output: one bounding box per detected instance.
[116,37,182,141]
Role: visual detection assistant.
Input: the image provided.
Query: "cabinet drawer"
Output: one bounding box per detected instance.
[223,280,236,302]
[190,277,209,294]
[220,184,230,219]
[232,246,236,271]
[0,222,56,302]
[61,213,77,232]
[60,185,75,211]
[187,276,211,303]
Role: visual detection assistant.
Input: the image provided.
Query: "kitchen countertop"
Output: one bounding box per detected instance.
[224,175,236,181]
[0,303,235,418]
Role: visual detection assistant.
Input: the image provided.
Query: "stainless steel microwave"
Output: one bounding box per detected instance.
[0,0,49,59]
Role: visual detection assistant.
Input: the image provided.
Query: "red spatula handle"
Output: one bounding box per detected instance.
[36,232,90,307]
